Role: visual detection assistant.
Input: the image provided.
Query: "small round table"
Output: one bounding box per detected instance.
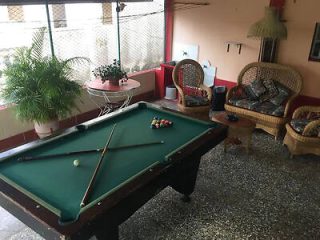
[86,79,141,116]
[212,112,255,154]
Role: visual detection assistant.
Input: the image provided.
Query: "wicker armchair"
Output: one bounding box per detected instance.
[225,62,303,139]
[284,106,320,157]
[172,59,212,120]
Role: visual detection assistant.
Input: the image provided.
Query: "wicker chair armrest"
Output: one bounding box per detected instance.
[283,94,299,118]
[173,83,185,105]
[225,85,240,102]
[302,119,320,137]
[200,84,213,101]
[293,105,320,119]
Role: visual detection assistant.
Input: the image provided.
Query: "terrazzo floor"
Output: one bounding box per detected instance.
[1,100,320,240]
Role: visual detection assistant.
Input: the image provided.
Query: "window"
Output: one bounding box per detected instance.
[8,5,24,21]
[0,0,165,106]
[120,0,164,72]
[52,4,67,28]
[0,4,49,105]
[101,2,112,25]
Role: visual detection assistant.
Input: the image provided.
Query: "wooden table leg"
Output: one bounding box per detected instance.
[212,113,255,155]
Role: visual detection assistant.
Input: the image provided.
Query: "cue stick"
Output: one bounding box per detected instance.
[17,141,165,162]
[80,124,116,208]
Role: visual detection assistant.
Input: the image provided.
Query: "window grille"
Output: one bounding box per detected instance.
[0,1,164,106]
[7,5,24,21]
[102,2,112,25]
[119,0,164,73]
[52,4,67,28]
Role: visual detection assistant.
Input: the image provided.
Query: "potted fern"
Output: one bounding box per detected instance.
[1,28,88,138]
[92,59,128,86]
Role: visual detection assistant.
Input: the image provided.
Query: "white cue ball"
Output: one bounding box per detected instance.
[73,159,80,167]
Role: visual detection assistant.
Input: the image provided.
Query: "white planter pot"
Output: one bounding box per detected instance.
[34,120,59,138]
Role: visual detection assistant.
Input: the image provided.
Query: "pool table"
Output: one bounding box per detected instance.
[0,102,227,240]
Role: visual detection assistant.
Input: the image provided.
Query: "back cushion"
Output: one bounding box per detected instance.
[184,86,208,98]
[249,79,267,98]
[269,82,291,106]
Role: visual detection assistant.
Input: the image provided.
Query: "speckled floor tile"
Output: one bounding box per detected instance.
[119,131,320,240]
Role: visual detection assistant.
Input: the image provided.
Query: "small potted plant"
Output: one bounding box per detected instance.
[93,59,128,86]
[1,28,88,138]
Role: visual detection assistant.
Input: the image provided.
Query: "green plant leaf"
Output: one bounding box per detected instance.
[1,28,88,123]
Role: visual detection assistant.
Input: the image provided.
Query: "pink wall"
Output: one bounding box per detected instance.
[277,1,320,98]
[172,0,320,99]
[172,0,268,82]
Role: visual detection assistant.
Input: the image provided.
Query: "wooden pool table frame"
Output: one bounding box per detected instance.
[0,102,227,240]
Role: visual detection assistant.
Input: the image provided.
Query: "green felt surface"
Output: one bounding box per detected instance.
[0,103,217,222]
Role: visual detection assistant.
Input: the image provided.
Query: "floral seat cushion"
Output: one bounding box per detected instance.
[230,99,260,110]
[290,119,312,134]
[255,101,285,117]
[290,118,320,137]
[185,95,209,107]
[228,98,285,117]
[228,80,290,117]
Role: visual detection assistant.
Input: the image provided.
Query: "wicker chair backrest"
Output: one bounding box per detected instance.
[172,59,204,89]
[238,62,303,94]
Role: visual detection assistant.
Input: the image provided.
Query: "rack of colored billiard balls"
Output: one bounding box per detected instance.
[150,117,173,129]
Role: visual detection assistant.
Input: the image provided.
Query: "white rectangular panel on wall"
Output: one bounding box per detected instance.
[202,60,216,87]
[172,42,199,61]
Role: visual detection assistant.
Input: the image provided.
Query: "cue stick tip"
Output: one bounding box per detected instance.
[160,140,165,144]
